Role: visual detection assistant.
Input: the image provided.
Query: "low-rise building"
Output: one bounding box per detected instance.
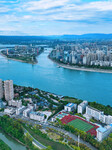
[8,100,22,108]
[24,98,32,103]
[64,103,77,112]
[4,107,16,115]
[96,124,112,141]
[0,100,5,109]
[38,111,52,119]
[23,108,32,117]
[105,115,112,125]
[16,106,26,115]
[28,103,36,110]
[77,101,88,114]
[29,111,45,121]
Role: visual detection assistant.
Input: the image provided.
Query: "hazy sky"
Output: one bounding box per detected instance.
[0,0,112,35]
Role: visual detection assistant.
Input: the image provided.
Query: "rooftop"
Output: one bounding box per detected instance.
[66,103,75,107]
[87,105,104,113]
[109,124,112,127]
[30,111,44,116]
[97,127,107,133]
[79,101,88,107]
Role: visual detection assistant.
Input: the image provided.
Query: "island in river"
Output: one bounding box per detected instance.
[0,45,45,64]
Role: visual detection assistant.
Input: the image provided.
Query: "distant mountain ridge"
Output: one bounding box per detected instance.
[0,34,112,43]
[53,33,112,39]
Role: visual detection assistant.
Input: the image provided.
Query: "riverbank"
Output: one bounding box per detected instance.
[49,57,112,74]
[0,139,11,150]
[0,127,27,149]
[0,52,37,65]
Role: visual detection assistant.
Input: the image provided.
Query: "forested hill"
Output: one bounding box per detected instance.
[0,34,112,44]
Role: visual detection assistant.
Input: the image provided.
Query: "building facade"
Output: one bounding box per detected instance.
[97,124,112,141]
[16,106,26,115]
[86,106,104,121]
[8,100,22,108]
[0,79,3,99]
[29,111,45,121]
[4,80,14,101]
[64,103,77,112]
[86,106,112,124]
[77,101,88,114]
[23,108,32,117]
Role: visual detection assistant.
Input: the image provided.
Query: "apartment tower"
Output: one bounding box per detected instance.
[0,79,3,99]
[4,80,14,101]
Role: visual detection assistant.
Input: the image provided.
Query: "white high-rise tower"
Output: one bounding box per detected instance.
[4,80,14,101]
[0,79,3,99]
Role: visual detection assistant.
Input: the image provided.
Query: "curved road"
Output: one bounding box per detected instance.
[21,116,97,150]
[24,128,46,149]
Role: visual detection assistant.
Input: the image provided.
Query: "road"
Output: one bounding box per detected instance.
[19,116,97,150]
[0,112,97,150]
[24,128,46,149]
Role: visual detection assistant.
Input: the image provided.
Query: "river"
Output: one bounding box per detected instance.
[0,47,112,106]
[0,130,26,150]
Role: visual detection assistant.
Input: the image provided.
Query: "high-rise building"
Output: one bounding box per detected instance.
[77,101,88,114]
[4,80,14,101]
[0,79,3,99]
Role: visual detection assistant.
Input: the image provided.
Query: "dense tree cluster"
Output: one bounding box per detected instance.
[57,120,112,150]
[0,116,39,150]
[0,139,11,150]
[0,115,24,142]
[89,102,112,116]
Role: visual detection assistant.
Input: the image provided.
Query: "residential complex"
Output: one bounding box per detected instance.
[49,43,112,67]
[0,78,112,145]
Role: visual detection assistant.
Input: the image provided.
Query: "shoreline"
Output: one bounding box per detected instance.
[49,57,112,74]
[0,52,37,65]
[0,128,27,149]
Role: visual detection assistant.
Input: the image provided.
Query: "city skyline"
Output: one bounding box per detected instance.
[1,0,112,35]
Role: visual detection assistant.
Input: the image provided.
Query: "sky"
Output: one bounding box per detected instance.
[0,0,112,35]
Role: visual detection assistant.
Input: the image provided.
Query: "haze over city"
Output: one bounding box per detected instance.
[0,0,112,35]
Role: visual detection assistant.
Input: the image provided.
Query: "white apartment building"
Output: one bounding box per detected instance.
[16,106,26,115]
[105,115,112,125]
[4,80,14,101]
[4,107,16,115]
[64,103,77,112]
[24,98,32,103]
[86,105,104,121]
[96,124,112,141]
[0,79,3,99]
[77,101,88,114]
[23,108,32,117]
[29,111,45,121]
[86,106,112,125]
[8,100,22,108]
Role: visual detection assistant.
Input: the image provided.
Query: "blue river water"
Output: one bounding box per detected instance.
[0,48,112,106]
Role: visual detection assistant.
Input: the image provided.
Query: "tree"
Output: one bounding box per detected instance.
[46,146,52,150]
[24,133,33,146]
